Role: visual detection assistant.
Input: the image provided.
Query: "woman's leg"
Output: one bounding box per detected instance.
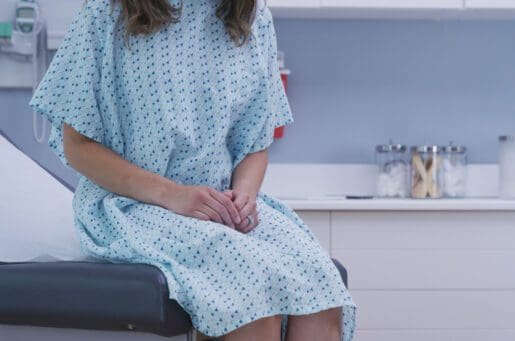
[285,306,343,341]
[222,314,283,341]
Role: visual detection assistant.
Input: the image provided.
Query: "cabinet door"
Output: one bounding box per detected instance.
[295,211,331,252]
[466,0,515,8]
[268,0,320,8]
[331,211,515,340]
[331,211,515,290]
[321,0,462,9]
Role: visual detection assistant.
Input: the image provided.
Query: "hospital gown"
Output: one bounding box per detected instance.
[29,0,356,339]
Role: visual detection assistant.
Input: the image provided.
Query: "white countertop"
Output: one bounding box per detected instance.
[262,164,512,211]
[277,197,515,211]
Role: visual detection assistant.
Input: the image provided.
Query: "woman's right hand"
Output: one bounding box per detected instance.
[162,184,242,228]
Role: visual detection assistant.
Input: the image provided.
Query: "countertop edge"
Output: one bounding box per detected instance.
[279,198,515,211]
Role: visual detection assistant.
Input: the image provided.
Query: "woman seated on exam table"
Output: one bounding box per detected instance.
[27,0,356,340]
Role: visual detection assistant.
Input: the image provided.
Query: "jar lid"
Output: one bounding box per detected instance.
[376,143,407,153]
[442,145,467,153]
[411,145,441,153]
[499,135,515,141]
[442,142,467,153]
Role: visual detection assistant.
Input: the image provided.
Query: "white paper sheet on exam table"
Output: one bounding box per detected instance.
[0,134,90,262]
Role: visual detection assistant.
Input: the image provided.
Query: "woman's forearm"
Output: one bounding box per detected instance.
[63,123,177,207]
[231,149,269,197]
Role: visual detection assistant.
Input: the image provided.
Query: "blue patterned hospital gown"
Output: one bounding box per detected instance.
[29,0,356,339]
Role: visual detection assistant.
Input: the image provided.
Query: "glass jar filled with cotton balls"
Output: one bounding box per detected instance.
[375,142,410,198]
[440,142,468,198]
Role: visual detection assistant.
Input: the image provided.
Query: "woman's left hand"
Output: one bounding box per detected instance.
[224,189,259,233]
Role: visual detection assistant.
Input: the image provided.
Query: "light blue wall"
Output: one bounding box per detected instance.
[2,19,515,187]
[1,88,81,187]
[272,19,515,164]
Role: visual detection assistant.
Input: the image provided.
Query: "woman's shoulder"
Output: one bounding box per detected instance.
[82,0,111,14]
[255,0,272,17]
[81,0,119,24]
[253,0,274,29]
[257,0,266,10]
[74,0,119,43]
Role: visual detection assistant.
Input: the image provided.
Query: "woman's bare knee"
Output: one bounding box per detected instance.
[222,314,282,341]
[261,314,283,327]
[323,306,343,326]
[285,307,342,341]
[289,306,341,323]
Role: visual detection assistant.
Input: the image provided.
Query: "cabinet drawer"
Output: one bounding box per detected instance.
[355,329,515,341]
[332,211,515,250]
[295,211,330,252]
[352,290,515,329]
[466,0,515,9]
[321,0,462,9]
[269,0,319,8]
[332,249,515,289]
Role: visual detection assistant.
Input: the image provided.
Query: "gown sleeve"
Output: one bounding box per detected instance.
[28,0,106,169]
[229,6,294,169]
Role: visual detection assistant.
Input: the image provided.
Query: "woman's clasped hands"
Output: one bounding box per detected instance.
[223,189,259,233]
[165,184,259,233]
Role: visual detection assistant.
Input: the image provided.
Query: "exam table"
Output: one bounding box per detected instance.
[0,131,348,340]
[0,259,348,340]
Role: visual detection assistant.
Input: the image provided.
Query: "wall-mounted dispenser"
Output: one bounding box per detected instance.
[16,0,40,33]
[0,22,13,45]
[0,0,48,143]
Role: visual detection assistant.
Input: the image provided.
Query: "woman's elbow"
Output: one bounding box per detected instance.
[62,123,91,167]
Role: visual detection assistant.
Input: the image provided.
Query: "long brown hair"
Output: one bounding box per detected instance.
[109,0,257,47]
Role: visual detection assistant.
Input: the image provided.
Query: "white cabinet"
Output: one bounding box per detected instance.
[268,0,319,8]
[270,0,465,8]
[268,0,515,18]
[320,0,462,9]
[330,210,515,341]
[295,211,331,252]
[268,0,320,18]
[466,0,515,8]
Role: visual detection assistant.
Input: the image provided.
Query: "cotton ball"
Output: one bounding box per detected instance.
[376,161,409,198]
[441,158,467,197]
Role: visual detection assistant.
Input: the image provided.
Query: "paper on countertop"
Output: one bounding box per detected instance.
[278,195,350,200]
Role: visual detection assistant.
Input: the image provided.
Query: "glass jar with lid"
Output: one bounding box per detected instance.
[411,145,443,199]
[375,142,410,198]
[440,142,467,198]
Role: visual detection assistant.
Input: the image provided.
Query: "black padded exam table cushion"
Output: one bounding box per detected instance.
[0,261,191,336]
[0,259,348,336]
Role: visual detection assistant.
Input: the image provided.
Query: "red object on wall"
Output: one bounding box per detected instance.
[280,71,289,89]
[274,126,285,138]
[274,70,290,139]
